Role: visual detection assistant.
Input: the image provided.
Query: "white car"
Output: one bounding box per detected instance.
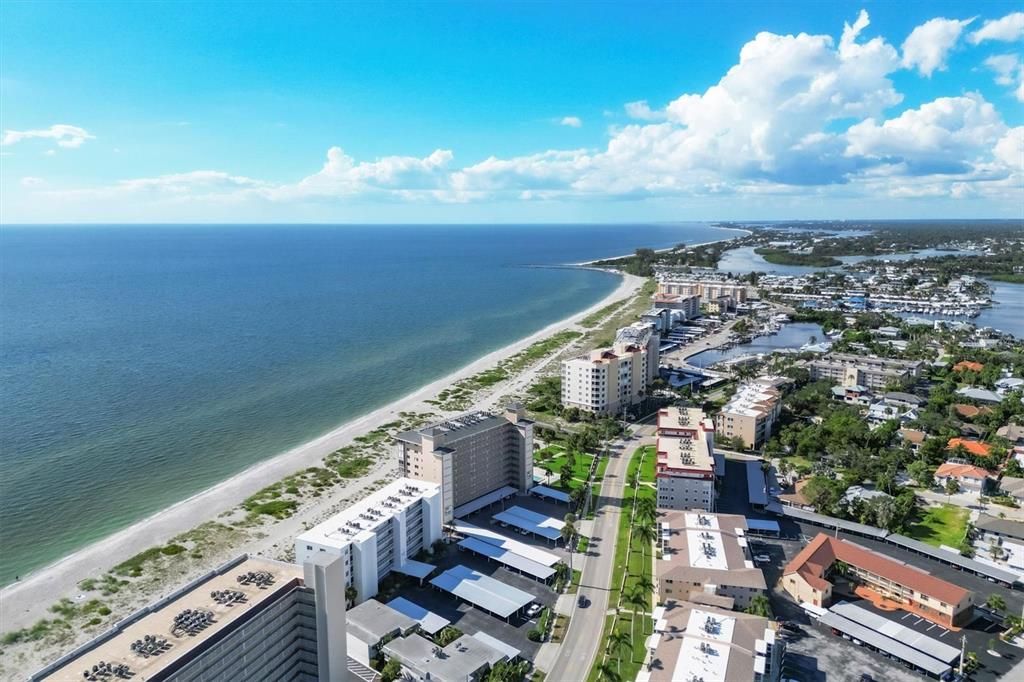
[754,554,771,563]
[526,603,542,617]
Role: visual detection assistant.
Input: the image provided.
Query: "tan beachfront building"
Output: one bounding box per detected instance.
[560,323,659,417]
[393,405,533,521]
[782,533,974,627]
[656,511,767,609]
[715,379,782,450]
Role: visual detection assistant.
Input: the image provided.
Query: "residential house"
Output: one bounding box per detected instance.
[953,360,985,373]
[934,461,990,494]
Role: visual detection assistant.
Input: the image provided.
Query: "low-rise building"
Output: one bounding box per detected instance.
[898,428,927,453]
[345,599,418,667]
[295,478,443,603]
[956,386,1002,404]
[715,379,782,450]
[640,600,783,682]
[383,632,513,682]
[806,353,922,391]
[831,384,872,406]
[998,476,1024,505]
[395,406,533,521]
[934,462,990,494]
[947,437,993,459]
[656,511,767,609]
[782,533,974,627]
[560,324,660,417]
[656,407,718,511]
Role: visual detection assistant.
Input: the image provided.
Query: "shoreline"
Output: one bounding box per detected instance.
[0,268,644,637]
[577,225,752,265]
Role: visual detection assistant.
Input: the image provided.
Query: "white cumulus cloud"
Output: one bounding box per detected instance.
[901,16,975,76]
[969,11,1024,44]
[624,101,665,121]
[559,116,582,128]
[984,54,1024,102]
[2,124,95,149]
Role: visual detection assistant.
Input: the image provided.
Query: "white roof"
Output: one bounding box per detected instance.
[492,506,564,541]
[430,565,534,618]
[673,609,736,681]
[530,485,571,503]
[386,597,451,635]
[449,520,560,566]
[296,478,440,550]
[457,536,555,580]
[469,631,521,660]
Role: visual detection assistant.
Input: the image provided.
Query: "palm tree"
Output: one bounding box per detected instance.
[636,496,656,523]
[987,594,1007,613]
[626,587,649,648]
[608,629,631,676]
[562,513,577,582]
[634,574,656,597]
[635,521,658,566]
[595,660,619,682]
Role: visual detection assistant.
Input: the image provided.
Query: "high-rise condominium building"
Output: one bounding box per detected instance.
[656,406,718,511]
[560,324,660,416]
[393,405,533,521]
[295,478,443,604]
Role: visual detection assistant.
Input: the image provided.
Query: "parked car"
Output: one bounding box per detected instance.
[526,603,542,617]
[754,554,771,563]
[780,621,802,633]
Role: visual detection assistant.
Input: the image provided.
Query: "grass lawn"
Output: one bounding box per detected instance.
[539,451,595,491]
[587,446,656,681]
[906,504,970,548]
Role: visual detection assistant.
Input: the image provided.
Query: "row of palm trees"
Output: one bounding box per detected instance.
[596,449,660,681]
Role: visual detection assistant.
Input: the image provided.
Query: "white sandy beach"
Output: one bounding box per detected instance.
[0,269,644,644]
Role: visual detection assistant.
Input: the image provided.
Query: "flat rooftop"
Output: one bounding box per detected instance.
[646,600,773,682]
[296,477,440,549]
[38,557,303,682]
[657,431,714,475]
[657,512,766,591]
[384,633,505,682]
[347,599,418,644]
[396,409,527,445]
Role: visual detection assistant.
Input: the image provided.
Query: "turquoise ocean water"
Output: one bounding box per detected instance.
[0,223,734,583]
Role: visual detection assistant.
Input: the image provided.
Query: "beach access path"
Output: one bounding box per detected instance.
[0,273,645,641]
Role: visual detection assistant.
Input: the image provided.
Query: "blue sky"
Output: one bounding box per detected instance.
[1,1,1022,223]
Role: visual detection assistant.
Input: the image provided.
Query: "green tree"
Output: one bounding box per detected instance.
[635,521,658,566]
[380,658,402,682]
[945,478,960,501]
[745,593,773,618]
[435,626,462,646]
[625,587,648,648]
[987,594,1007,613]
[906,460,933,488]
[562,513,578,581]
[608,629,631,676]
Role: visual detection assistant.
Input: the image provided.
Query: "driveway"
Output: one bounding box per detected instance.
[544,425,655,680]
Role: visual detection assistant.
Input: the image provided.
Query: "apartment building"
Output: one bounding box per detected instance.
[34,555,350,682]
[640,600,784,682]
[561,324,660,417]
[393,406,533,521]
[652,293,702,318]
[657,279,748,306]
[295,478,443,603]
[655,511,768,609]
[656,406,718,511]
[782,533,974,627]
[806,352,923,390]
[715,379,783,450]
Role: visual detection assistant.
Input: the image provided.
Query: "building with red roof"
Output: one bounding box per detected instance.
[947,438,993,458]
[782,534,974,627]
[953,360,985,373]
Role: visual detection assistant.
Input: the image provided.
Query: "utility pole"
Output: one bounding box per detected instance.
[959,634,966,674]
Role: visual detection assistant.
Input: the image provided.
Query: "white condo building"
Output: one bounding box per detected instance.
[295,478,443,605]
[561,323,660,416]
[656,406,718,511]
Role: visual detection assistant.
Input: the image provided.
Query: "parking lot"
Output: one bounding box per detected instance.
[721,458,1024,681]
[374,495,573,662]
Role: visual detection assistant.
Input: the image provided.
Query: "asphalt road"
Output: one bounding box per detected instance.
[546,426,655,681]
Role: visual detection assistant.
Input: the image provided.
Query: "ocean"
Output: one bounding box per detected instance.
[0,222,734,584]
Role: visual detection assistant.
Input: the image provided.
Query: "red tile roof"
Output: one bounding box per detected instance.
[784,534,971,605]
[953,361,984,372]
[947,438,993,457]
[954,404,992,420]
[935,461,990,481]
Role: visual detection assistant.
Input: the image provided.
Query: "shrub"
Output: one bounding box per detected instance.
[161,544,186,556]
